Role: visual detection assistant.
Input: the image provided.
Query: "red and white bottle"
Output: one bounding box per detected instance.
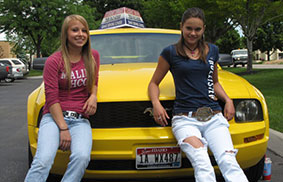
[263,156,272,181]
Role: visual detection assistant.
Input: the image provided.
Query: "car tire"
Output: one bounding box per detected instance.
[5,78,15,83]
[244,156,264,182]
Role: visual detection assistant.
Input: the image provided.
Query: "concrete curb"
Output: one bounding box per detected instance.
[268,129,283,157]
[27,76,43,79]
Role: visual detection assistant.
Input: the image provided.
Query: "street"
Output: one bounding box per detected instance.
[0,77,282,182]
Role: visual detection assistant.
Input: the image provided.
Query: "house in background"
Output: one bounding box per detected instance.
[254,49,283,61]
[0,41,16,58]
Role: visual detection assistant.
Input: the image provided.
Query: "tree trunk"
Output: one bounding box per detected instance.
[246,38,253,73]
[36,42,41,58]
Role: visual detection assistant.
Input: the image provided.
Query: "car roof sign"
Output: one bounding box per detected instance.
[100,7,145,29]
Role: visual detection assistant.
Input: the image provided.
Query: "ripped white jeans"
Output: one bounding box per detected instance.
[172,113,248,182]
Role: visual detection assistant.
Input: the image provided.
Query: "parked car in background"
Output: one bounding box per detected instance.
[0,59,23,82]
[32,57,48,70]
[27,8,269,182]
[0,58,29,76]
[231,49,248,67]
[218,53,233,67]
[0,62,10,82]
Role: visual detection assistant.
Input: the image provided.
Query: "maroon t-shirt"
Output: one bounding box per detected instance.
[42,50,100,116]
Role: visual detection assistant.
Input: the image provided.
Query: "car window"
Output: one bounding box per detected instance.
[0,60,11,65]
[91,33,179,64]
[12,59,22,65]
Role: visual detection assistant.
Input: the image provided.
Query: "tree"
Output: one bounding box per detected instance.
[216,29,242,53]
[6,33,35,63]
[84,0,241,45]
[142,0,239,43]
[0,0,96,58]
[142,0,184,29]
[253,20,283,61]
[217,0,283,72]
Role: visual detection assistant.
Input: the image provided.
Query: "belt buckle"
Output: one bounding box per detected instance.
[65,111,78,119]
[195,107,213,122]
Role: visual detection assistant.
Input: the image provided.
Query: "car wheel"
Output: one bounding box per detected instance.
[244,156,264,182]
[5,78,15,83]
[233,64,237,68]
[242,64,245,67]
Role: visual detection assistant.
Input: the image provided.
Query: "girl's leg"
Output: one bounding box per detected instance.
[204,114,248,182]
[61,118,92,182]
[25,114,60,182]
[172,116,216,182]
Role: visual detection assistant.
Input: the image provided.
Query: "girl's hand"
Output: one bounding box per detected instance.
[153,103,170,127]
[83,94,97,116]
[59,130,71,151]
[224,100,235,121]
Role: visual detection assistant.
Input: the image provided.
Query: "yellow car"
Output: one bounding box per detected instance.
[27,27,269,181]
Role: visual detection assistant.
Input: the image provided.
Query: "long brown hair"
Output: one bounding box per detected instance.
[175,7,207,63]
[60,14,96,92]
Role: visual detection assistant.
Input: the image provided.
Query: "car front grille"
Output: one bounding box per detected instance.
[89,101,174,128]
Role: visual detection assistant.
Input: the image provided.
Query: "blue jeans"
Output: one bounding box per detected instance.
[25,113,92,182]
[172,113,248,182]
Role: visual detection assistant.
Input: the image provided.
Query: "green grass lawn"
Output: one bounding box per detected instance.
[27,69,43,76]
[223,67,283,132]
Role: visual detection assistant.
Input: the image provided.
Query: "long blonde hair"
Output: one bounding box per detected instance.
[60,14,96,92]
[175,7,207,63]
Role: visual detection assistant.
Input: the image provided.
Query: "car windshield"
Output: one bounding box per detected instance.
[234,50,247,55]
[90,33,179,64]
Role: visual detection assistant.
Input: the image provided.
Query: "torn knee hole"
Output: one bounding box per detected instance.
[182,136,204,148]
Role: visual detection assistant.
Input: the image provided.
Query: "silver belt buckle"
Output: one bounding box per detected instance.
[66,111,77,119]
[195,107,213,122]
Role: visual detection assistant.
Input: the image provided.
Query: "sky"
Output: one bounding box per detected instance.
[0,32,6,41]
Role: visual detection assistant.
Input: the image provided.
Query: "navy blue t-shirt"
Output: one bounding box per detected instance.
[160,43,222,114]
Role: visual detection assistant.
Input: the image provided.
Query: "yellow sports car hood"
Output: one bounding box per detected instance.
[96,63,255,102]
[97,63,175,102]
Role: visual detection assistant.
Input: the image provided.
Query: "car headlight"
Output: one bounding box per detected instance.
[234,99,263,122]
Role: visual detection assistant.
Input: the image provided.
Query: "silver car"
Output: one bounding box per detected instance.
[0,58,24,82]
